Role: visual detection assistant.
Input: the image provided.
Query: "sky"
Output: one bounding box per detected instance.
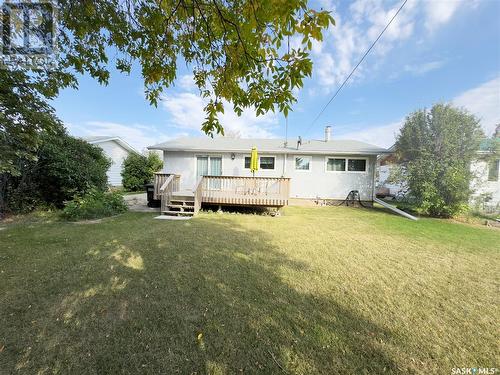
[54,0,500,151]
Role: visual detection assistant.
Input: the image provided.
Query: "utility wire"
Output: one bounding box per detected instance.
[284,34,290,147]
[305,0,408,136]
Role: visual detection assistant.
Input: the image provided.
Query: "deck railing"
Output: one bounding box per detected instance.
[201,176,290,206]
[154,173,178,200]
[193,177,204,214]
[158,174,180,212]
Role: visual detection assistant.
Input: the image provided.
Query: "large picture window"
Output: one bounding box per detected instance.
[326,158,346,171]
[260,156,275,170]
[348,159,367,172]
[295,156,311,171]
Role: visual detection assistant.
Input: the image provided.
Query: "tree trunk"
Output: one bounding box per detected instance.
[0,173,9,218]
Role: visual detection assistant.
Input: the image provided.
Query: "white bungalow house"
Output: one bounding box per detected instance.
[83,136,138,186]
[148,127,389,216]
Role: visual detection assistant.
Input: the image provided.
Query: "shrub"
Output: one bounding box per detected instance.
[62,190,127,221]
[3,131,110,213]
[121,152,163,191]
[394,104,484,217]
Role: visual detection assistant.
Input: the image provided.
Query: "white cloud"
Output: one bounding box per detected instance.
[403,60,445,75]
[453,76,500,135]
[160,92,279,138]
[334,76,500,147]
[424,0,461,31]
[313,0,418,90]
[311,0,482,91]
[337,120,403,148]
[65,121,174,151]
[177,74,197,92]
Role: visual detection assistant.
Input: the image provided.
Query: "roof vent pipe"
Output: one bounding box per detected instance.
[325,126,332,142]
[297,136,302,149]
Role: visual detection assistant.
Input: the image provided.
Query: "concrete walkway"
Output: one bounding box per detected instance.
[123,193,160,213]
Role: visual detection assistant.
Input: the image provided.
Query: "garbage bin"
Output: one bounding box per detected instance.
[145,183,161,207]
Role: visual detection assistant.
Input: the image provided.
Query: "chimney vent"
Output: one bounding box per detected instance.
[324,126,332,142]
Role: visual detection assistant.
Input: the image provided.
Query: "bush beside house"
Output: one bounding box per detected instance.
[394,104,484,217]
[121,153,163,191]
[4,131,111,213]
[61,189,127,220]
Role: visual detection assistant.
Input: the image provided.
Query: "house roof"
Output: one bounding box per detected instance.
[83,136,138,154]
[148,137,389,155]
[478,137,500,153]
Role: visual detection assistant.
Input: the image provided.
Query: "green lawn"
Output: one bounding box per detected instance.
[0,206,498,374]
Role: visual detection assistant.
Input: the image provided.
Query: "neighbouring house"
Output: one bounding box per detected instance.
[376,145,405,199]
[470,137,500,212]
[147,127,390,217]
[83,136,138,186]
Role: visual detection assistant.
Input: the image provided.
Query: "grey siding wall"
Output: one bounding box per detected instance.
[95,140,131,186]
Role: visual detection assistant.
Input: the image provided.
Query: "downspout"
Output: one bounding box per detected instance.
[282,153,287,177]
[371,155,376,202]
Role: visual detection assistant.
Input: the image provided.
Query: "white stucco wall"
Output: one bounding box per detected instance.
[470,159,500,209]
[163,150,376,200]
[95,140,131,186]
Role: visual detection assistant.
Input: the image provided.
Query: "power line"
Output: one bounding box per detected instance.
[305,0,408,136]
[285,34,290,147]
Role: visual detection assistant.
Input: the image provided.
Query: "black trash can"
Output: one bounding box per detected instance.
[145,183,161,207]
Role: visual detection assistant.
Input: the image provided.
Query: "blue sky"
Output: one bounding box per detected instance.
[55,0,500,151]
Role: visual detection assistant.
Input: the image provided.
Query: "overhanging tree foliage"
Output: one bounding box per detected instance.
[58,0,334,133]
[0,70,65,177]
[394,104,484,217]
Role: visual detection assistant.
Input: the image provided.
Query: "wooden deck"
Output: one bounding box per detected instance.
[201,176,289,207]
[154,174,290,216]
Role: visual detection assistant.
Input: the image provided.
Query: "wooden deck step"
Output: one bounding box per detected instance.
[171,190,194,199]
[167,204,194,210]
[162,210,194,216]
[169,199,194,205]
[170,196,194,202]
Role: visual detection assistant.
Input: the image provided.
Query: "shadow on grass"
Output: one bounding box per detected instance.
[3,215,403,374]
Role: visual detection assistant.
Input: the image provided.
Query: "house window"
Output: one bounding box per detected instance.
[348,159,367,172]
[488,159,499,181]
[244,156,251,169]
[196,156,222,177]
[326,158,346,171]
[260,156,275,170]
[295,156,311,171]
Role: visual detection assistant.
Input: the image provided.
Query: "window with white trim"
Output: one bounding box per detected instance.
[260,156,275,170]
[326,158,346,171]
[295,156,311,171]
[348,159,367,172]
[244,156,251,169]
